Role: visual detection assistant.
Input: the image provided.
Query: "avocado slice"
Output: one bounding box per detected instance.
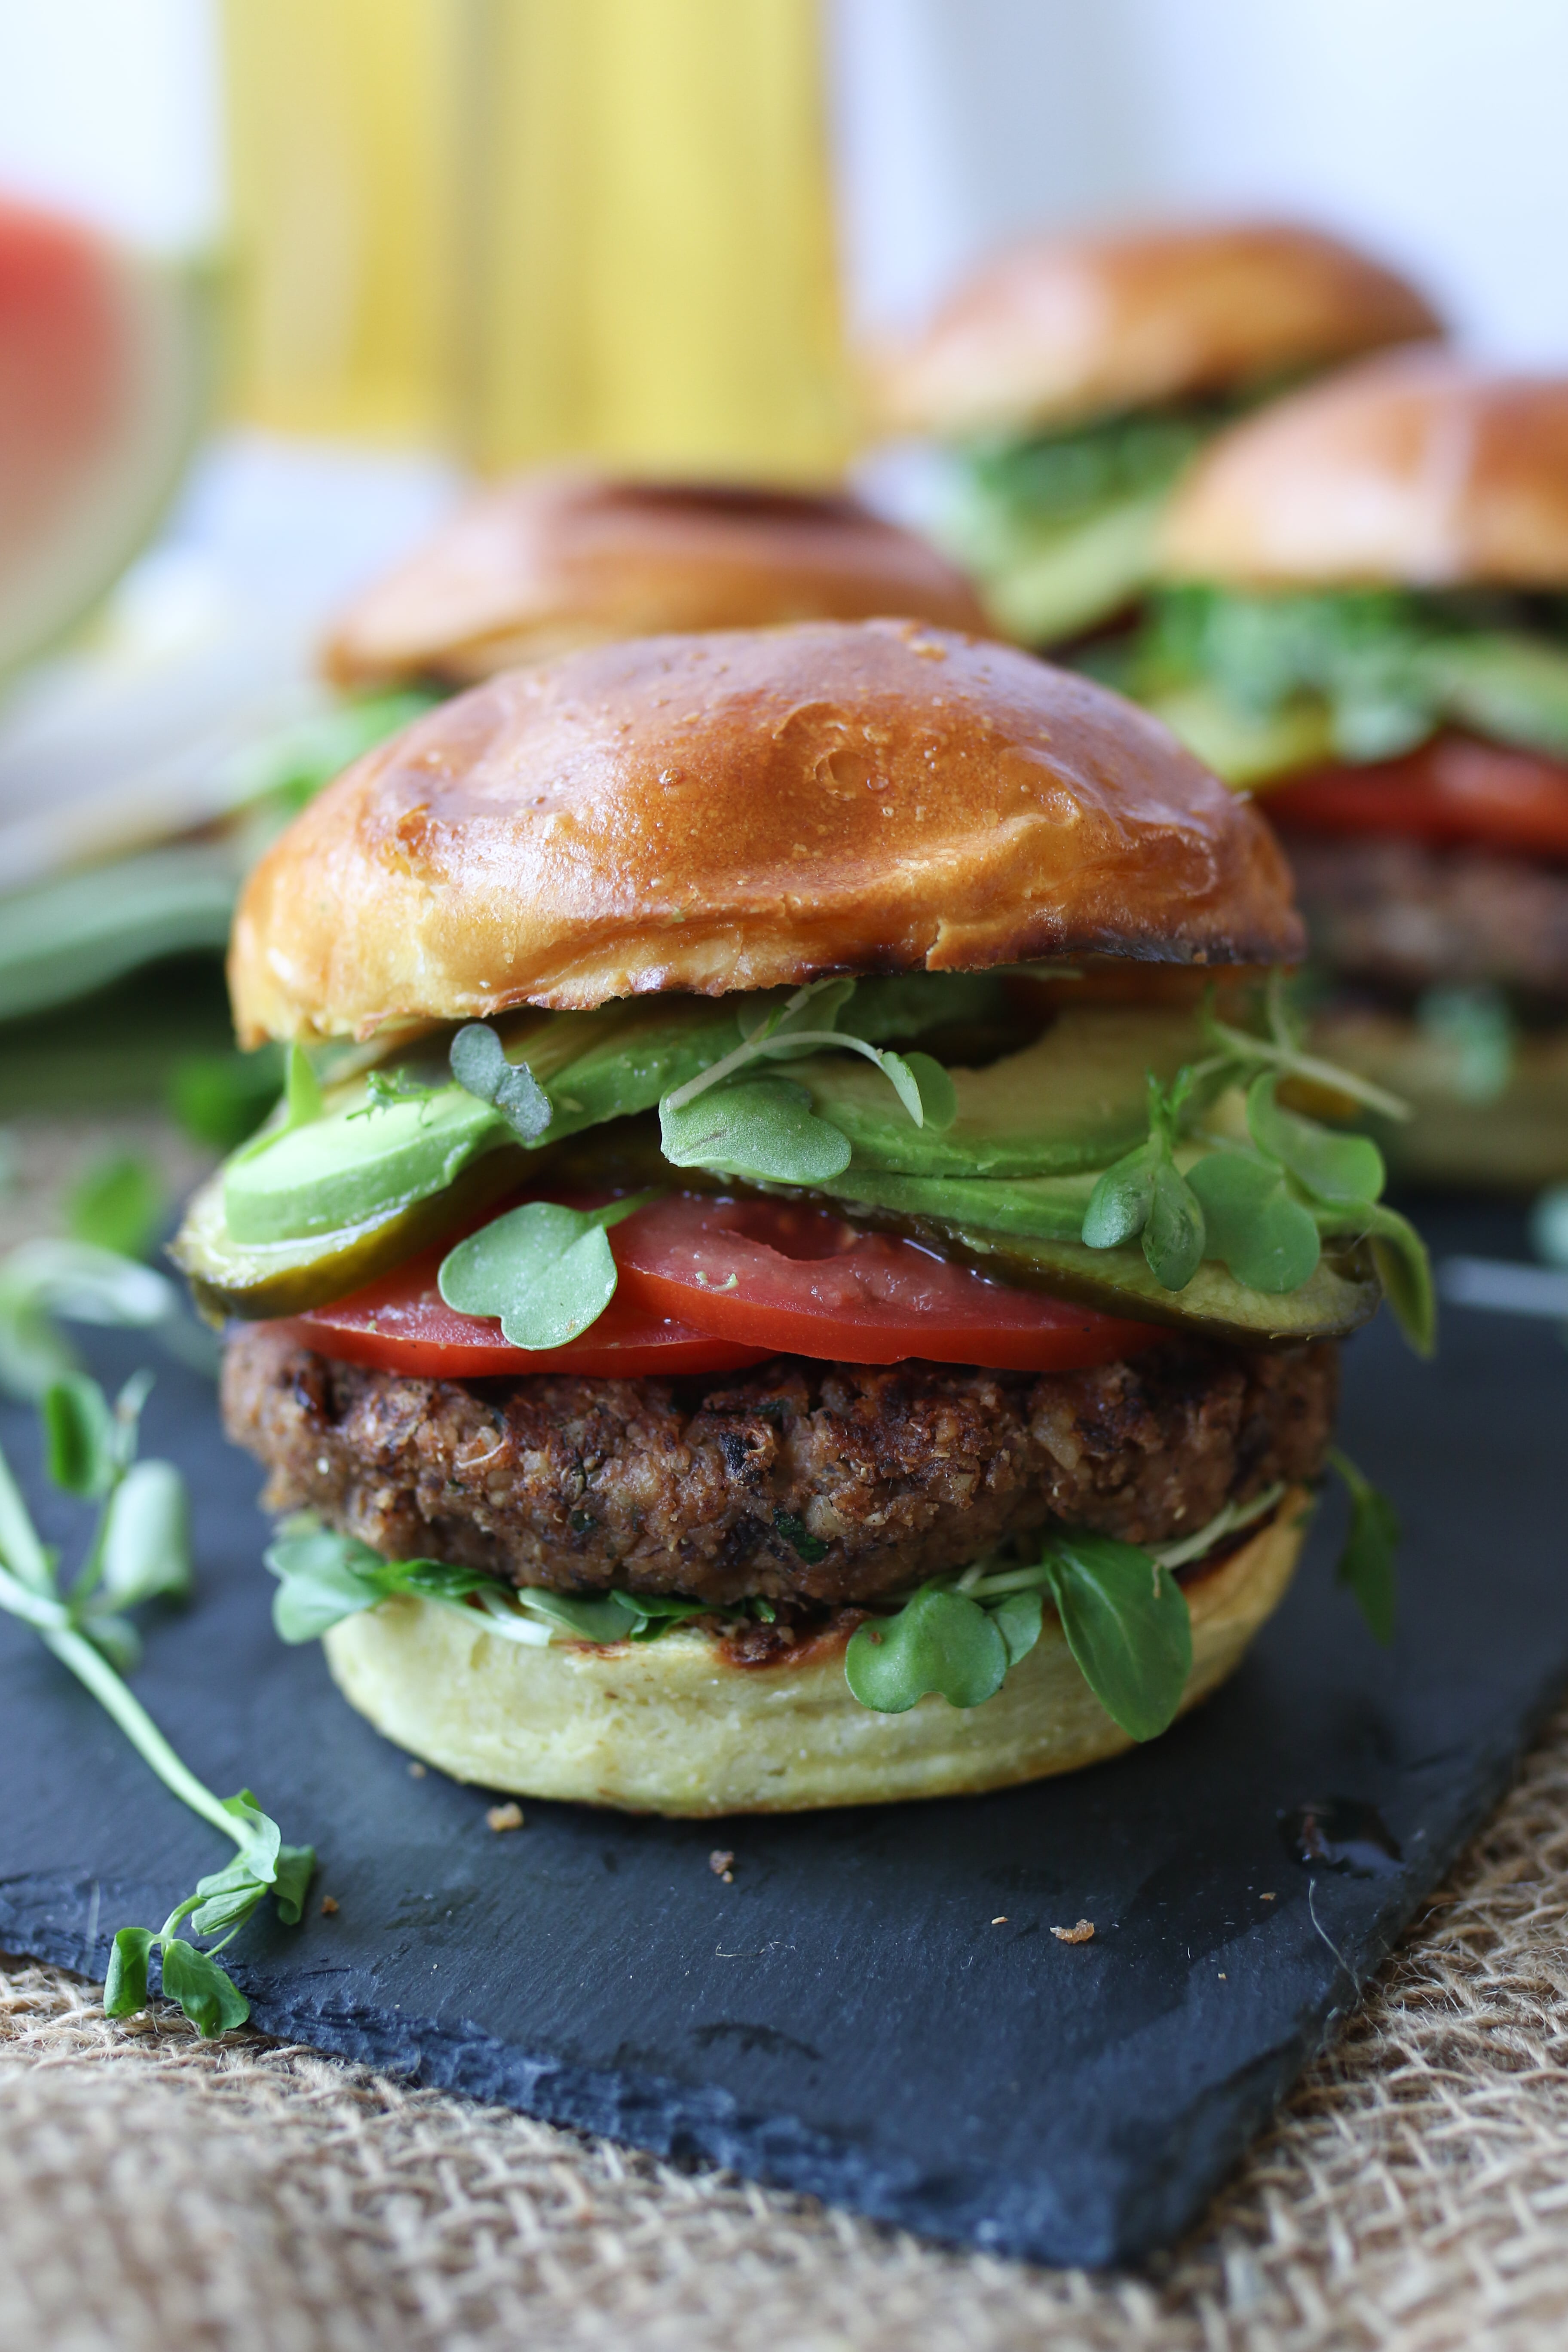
[174,1143,535,1321]
[794,1008,1204,1177]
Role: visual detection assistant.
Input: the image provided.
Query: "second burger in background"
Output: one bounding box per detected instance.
[869,221,1440,652]
[323,468,991,691]
[1127,352,1568,1185]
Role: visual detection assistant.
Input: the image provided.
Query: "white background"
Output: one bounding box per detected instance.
[0,1,1565,366]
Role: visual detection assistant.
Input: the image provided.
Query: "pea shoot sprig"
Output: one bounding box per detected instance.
[0,1372,313,2037]
[1081,977,1435,1352]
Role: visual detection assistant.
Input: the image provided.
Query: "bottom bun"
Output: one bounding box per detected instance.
[321,1491,1310,1816]
[1311,1009,1568,1189]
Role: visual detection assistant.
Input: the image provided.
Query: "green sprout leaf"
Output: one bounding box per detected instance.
[513,1587,641,1642]
[1081,1071,1205,1289]
[449,1023,552,1143]
[1186,1149,1322,1293]
[41,1373,117,1498]
[159,1937,251,2039]
[1040,1531,1192,1741]
[98,1459,192,1608]
[1142,1157,1206,1291]
[659,975,953,1142]
[103,1927,153,2018]
[1329,1446,1399,1645]
[844,1584,1011,1712]
[0,1386,313,2042]
[438,1194,650,1350]
[1245,1072,1385,1204]
[282,1043,323,1133]
[265,1523,388,1641]
[1362,1205,1437,1359]
[659,1078,852,1185]
[266,1522,515,1641]
[989,1588,1044,1667]
[271,1845,317,1926]
[188,1857,270,1939]
[1081,1139,1157,1250]
[66,1152,164,1260]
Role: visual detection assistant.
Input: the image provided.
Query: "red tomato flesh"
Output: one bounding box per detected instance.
[277,1240,771,1379]
[282,1193,1164,1378]
[1267,733,1568,862]
[612,1196,1162,1369]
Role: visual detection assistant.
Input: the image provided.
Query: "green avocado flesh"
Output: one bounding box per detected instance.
[177,977,1397,1347]
[795,1008,1200,1176]
[175,1142,535,1322]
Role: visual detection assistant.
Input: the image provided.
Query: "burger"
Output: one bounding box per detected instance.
[869,221,1441,652]
[1120,351,1568,1186]
[176,619,1430,1815]
[322,467,991,691]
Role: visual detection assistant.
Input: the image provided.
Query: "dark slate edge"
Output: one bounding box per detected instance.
[1104,1700,1557,2263]
[0,1837,1486,2269]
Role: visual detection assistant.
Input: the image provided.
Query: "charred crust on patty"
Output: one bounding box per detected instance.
[222,1329,1338,1610]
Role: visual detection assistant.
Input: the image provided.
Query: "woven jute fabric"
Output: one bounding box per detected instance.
[3,1703,1568,2352]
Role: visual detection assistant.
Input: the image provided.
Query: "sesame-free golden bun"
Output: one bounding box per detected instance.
[1161,351,1568,587]
[229,619,1305,1046]
[871,222,1440,442]
[322,471,991,691]
[320,1491,1308,1815]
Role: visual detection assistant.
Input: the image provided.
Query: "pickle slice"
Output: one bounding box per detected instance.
[172,1145,534,1321]
[944,1226,1381,1347]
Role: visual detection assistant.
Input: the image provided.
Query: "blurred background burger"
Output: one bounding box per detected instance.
[866,219,1440,650]
[1115,353,1568,1186]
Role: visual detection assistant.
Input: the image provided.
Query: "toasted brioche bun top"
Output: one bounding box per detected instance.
[873,220,1440,441]
[1161,351,1568,587]
[322,471,991,691]
[231,619,1303,1045]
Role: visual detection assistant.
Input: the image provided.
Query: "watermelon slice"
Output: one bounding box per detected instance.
[0,197,208,680]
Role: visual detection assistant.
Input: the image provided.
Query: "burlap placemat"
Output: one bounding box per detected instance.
[3,1112,1566,2349]
[3,1697,1566,2352]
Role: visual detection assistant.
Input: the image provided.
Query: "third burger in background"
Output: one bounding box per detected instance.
[867,220,1440,651]
[1124,352,1568,1186]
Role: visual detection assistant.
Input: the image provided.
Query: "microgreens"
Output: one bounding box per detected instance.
[271,1458,1397,1735]
[663,981,956,1122]
[1078,978,1435,1352]
[266,1521,724,1647]
[347,1067,444,1123]
[844,1459,1397,1727]
[1081,1068,1207,1290]
[0,1237,205,1404]
[1328,1447,1399,1646]
[448,1023,553,1142]
[1118,583,1568,771]
[438,1193,655,1350]
[0,1372,313,2037]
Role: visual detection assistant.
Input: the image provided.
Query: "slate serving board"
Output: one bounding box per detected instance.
[0,1201,1561,2269]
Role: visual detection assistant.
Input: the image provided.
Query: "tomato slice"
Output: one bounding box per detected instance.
[280,1240,771,1378]
[612,1195,1162,1369]
[1267,733,1568,861]
[280,1193,1161,1378]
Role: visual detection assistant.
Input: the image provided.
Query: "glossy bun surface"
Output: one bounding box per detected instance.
[873,220,1440,440]
[324,471,991,689]
[1162,352,1568,585]
[231,619,1303,1043]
